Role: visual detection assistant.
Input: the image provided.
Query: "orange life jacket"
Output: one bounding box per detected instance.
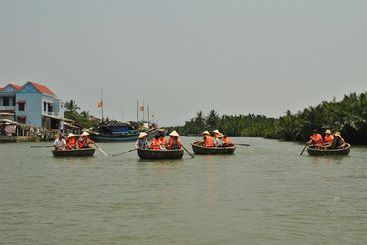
[324,134,334,144]
[310,133,323,144]
[168,137,181,149]
[78,136,91,148]
[203,135,214,147]
[159,137,167,146]
[66,137,77,149]
[150,138,161,150]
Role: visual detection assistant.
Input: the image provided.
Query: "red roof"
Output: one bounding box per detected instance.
[27,81,56,96]
[0,83,22,92]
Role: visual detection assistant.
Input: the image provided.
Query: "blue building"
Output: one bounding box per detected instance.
[0,81,64,129]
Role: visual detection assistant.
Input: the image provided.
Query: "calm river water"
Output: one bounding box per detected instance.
[1,137,366,244]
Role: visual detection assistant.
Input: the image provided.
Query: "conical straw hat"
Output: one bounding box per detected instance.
[138,132,148,139]
[169,130,179,137]
[213,129,220,134]
[67,133,75,138]
[202,130,210,135]
[81,132,89,136]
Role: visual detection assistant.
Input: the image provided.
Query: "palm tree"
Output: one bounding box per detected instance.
[65,100,80,114]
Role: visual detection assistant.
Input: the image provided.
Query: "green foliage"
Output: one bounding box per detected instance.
[170,91,367,144]
[64,100,97,128]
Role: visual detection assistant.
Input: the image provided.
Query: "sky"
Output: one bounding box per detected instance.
[0,0,366,126]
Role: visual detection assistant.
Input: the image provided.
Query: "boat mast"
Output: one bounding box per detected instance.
[136,100,139,122]
[101,88,104,122]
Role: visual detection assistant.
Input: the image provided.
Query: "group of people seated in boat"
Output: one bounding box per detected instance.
[308,129,347,149]
[201,129,232,147]
[53,132,93,151]
[135,130,182,150]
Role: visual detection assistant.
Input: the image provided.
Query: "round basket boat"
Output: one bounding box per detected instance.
[52,148,96,157]
[307,143,351,156]
[191,141,236,155]
[137,149,184,160]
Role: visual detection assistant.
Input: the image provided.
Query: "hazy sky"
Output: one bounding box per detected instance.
[1,0,366,126]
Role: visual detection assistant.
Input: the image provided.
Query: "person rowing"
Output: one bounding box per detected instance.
[308,130,323,148]
[135,132,149,149]
[167,130,182,150]
[222,135,232,147]
[78,132,93,149]
[158,129,168,149]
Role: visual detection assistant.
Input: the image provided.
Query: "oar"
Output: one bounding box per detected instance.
[300,143,308,155]
[181,144,194,158]
[236,143,251,146]
[31,145,53,148]
[92,142,108,156]
[112,149,137,157]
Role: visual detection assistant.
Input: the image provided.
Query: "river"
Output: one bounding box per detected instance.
[1,137,366,244]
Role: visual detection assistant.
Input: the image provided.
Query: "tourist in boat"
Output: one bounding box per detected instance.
[308,130,323,146]
[150,135,163,150]
[323,129,334,148]
[66,133,78,150]
[202,130,214,147]
[135,132,148,149]
[53,133,66,151]
[158,130,168,149]
[167,130,182,150]
[222,135,232,147]
[213,133,223,147]
[78,132,93,149]
[331,132,346,149]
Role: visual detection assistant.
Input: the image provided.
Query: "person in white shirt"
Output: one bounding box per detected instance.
[53,133,66,150]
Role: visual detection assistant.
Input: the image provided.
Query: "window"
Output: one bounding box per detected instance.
[17,116,26,124]
[3,97,9,106]
[18,102,25,111]
[43,102,47,112]
[48,104,53,112]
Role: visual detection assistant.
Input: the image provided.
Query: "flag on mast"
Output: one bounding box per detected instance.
[97,100,103,108]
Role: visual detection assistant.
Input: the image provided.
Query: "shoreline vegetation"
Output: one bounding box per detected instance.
[167,91,367,145]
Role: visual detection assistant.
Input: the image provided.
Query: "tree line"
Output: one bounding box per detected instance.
[168,91,367,144]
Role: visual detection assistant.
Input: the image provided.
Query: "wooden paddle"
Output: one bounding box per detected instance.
[300,143,308,155]
[31,145,53,148]
[181,144,194,158]
[236,143,250,146]
[112,149,137,157]
[92,142,108,156]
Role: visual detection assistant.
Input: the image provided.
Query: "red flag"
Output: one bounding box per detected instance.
[97,100,103,108]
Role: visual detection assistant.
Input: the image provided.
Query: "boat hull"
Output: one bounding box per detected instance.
[137,149,184,160]
[90,134,139,142]
[52,148,96,157]
[307,143,351,156]
[191,142,236,155]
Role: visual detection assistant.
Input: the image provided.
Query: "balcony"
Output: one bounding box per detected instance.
[0,105,16,111]
[42,112,59,117]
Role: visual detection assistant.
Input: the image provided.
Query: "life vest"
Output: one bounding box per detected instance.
[168,137,181,149]
[159,137,167,146]
[310,133,323,145]
[324,134,334,144]
[222,137,231,145]
[203,135,214,147]
[78,136,91,148]
[150,138,161,150]
[66,137,77,149]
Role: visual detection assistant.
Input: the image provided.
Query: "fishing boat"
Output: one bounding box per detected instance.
[191,141,236,155]
[52,148,96,157]
[89,123,159,142]
[137,148,184,160]
[307,143,351,156]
